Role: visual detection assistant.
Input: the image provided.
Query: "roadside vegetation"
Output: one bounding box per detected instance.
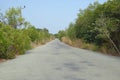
[0,7,53,59]
[56,0,120,56]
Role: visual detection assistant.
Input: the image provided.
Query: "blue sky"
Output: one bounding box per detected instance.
[0,0,107,34]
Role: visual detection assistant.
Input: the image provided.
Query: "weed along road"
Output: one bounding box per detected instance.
[0,39,120,80]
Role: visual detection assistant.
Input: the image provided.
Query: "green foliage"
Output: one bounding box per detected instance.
[56,30,66,40]
[66,23,76,40]
[5,7,25,28]
[0,23,31,59]
[0,7,51,59]
[26,26,39,42]
[63,0,120,55]
[74,1,102,45]
[24,26,50,43]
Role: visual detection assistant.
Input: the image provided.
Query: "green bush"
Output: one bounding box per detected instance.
[0,24,31,59]
[56,30,66,40]
[26,27,39,42]
[0,25,14,59]
[0,7,52,59]
[12,30,31,55]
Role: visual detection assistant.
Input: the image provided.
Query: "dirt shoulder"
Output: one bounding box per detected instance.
[0,59,6,63]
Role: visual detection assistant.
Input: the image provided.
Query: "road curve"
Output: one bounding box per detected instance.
[0,39,120,80]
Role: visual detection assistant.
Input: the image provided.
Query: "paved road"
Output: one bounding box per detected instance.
[0,39,120,80]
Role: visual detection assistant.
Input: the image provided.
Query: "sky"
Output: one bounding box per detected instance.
[0,0,107,34]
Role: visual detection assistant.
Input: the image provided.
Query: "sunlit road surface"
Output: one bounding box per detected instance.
[0,39,120,80]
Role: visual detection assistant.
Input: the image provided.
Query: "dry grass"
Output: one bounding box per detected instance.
[61,37,73,45]
[61,37,97,50]
[31,39,54,48]
[61,37,120,56]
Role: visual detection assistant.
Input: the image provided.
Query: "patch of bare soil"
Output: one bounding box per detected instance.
[0,59,6,63]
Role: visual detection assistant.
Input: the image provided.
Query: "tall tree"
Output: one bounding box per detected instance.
[5,7,25,28]
[95,15,120,54]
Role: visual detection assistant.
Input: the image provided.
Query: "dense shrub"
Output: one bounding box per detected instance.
[25,26,40,42]
[0,23,31,59]
[0,23,51,59]
[58,0,120,55]
[0,7,52,59]
[55,30,66,40]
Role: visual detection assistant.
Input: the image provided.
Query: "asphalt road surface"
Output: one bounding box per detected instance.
[0,39,120,80]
